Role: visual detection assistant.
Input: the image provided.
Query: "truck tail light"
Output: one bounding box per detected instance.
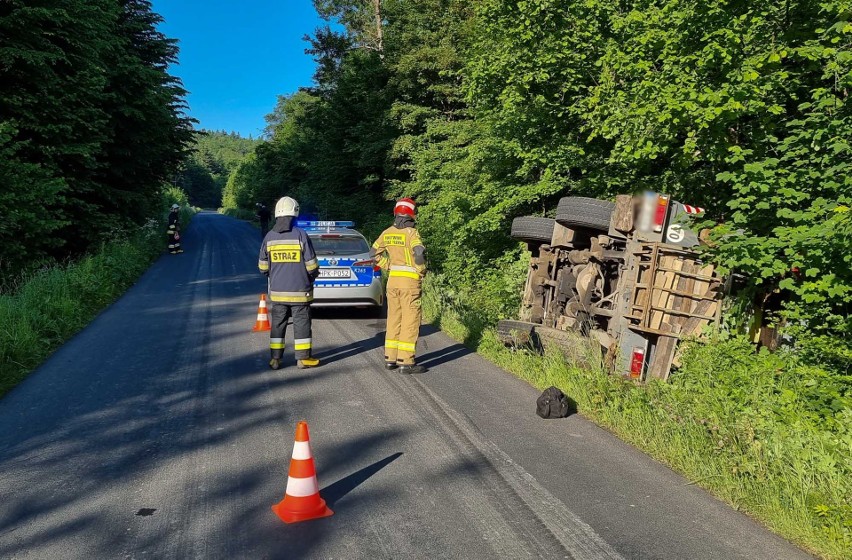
[629,347,645,379]
[653,194,670,233]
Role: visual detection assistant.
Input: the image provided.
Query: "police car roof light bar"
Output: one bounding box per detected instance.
[296,220,355,229]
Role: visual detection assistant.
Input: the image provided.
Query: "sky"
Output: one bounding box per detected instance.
[152,0,325,138]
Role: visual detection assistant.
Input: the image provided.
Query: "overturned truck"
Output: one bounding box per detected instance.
[497,193,723,382]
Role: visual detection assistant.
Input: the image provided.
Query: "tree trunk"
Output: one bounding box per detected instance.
[373,0,384,57]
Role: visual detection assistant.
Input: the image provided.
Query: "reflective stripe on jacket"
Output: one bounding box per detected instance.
[258,227,318,303]
[372,226,426,281]
[167,212,179,233]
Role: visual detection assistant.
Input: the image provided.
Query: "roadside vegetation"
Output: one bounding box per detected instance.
[423,276,851,559]
[0,190,195,398]
[220,1,850,556]
[0,0,194,281]
[1,2,196,393]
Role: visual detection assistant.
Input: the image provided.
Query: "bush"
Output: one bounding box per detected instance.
[0,190,195,397]
[218,207,256,222]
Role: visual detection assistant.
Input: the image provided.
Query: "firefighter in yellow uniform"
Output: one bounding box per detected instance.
[371,198,427,374]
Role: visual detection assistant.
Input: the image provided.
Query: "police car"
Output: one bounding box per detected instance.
[297,221,383,311]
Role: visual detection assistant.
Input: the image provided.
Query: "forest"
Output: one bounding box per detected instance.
[224,0,850,354]
[0,0,194,283]
[1,0,850,555]
[177,130,258,209]
[220,1,851,555]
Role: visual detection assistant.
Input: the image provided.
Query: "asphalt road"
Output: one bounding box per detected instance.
[0,212,812,560]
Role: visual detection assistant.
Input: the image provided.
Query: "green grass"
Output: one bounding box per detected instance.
[218,206,257,222]
[422,281,851,560]
[0,206,196,398]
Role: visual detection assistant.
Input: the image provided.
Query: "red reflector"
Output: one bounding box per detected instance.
[653,195,670,233]
[629,347,645,379]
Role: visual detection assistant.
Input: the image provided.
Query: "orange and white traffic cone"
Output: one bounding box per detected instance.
[272,421,334,524]
[252,294,271,332]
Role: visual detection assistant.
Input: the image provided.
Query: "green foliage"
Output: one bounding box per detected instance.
[196,1,852,552]
[218,207,256,222]
[222,51,393,220]
[234,2,852,554]
[178,130,258,208]
[563,0,852,343]
[0,189,195,397]
[162,185,190,208]
[0,0,192,281]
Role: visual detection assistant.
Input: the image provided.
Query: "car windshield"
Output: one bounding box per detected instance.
[310,235,370,256]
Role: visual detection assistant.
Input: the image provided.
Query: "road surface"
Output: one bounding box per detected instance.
[0,212,812,559]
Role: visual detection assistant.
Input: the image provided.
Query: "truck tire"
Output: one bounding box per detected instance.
[555,197,615,231]
[496,320,536,346]
[510,217,555,244]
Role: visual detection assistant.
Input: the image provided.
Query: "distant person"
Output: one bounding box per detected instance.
[256,202,272,236]
[167,204,184,254]
[370,198,427,374]
[258,196,321,370]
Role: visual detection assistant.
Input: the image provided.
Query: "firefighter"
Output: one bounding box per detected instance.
[256,202,271,236]
[371,198,427,374]
[258,196,321,370]
[167,204,184,254]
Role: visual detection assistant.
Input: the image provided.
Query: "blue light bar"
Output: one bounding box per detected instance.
[296,220,355,228]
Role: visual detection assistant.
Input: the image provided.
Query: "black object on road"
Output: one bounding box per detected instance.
[536,386,574,419]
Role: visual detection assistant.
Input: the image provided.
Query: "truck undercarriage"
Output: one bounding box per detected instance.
[498,194,722,382]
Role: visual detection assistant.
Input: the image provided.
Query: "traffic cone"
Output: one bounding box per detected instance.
[252,294,271,332]
[272,421,334,524]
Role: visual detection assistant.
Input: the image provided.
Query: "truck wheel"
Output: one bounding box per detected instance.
[555,197,615,231]
[496,320,536,346]
[510,217,555,244]
[534,325,599,368]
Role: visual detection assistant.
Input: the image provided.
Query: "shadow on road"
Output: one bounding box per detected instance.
[416,343,473,369]
[314,332,385,365]
[323,452,403,508]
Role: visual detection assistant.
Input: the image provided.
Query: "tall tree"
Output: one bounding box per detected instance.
[0,0,193,277]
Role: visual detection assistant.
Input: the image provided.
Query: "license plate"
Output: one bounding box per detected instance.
[319,268,351,279]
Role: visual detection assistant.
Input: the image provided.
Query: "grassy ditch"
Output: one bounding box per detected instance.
[0,203,196,398]
[218,207,257,222]
[422,278,851,559]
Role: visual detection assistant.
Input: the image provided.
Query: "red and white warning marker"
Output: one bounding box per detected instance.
[272,421,334,524]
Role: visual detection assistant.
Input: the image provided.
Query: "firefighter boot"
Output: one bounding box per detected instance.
[385,362,398,370]
[398,364,427,375]
[297,358,320,369]
[269,358,282,370]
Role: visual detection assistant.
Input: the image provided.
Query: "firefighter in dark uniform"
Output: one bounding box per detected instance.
[258,196,321,370]
[256,202,272,236]
[167,204,184,254]
[371,198,427,374]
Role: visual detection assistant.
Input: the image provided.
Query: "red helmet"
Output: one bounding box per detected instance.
[394,197,416,217]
